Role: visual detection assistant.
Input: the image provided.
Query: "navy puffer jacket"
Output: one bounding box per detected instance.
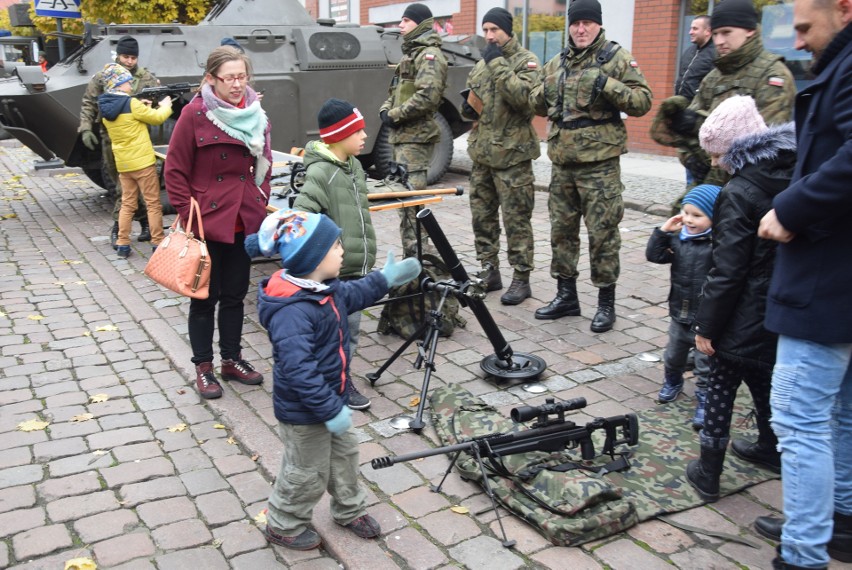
[646,228,713,325]
[257,271,387,425]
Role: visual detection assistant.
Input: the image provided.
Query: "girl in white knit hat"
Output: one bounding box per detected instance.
[685,95,797,502]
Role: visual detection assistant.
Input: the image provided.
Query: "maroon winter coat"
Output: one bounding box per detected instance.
[164,95,271,243]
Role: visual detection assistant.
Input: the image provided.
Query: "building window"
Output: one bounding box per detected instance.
[329,0,349,22]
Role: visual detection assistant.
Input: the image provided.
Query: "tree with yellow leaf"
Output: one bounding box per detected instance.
[28,0,217,36]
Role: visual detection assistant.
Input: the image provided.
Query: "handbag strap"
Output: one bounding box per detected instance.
[185,197,206,241]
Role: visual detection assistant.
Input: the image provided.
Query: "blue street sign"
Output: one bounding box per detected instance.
[35,0,82,19]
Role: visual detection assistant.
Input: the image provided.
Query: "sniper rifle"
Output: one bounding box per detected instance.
[372,397,639,547]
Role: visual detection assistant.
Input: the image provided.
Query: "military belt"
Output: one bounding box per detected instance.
[556,116,622,130]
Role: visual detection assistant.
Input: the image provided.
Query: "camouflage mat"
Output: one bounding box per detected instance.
[430,384,778,544]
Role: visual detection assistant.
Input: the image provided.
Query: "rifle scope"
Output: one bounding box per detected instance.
[511,397,587,423]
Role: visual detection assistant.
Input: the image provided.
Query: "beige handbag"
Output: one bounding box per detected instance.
[144,197,211,299]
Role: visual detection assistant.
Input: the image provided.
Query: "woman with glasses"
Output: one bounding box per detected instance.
[165,46,272,399]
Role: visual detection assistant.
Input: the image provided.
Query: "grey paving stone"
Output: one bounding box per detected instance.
[74,508,141,543]
[0,464,44,490]
[170,447,214,473]
[180,467,229,496]
[112,441,164,463]
[212,454,258,476]
[0,446,32,469]
[136,496,197,528]
[155,547,229,570]
[87,425,154,449]
[46,490,119,523]
[0,485,37,514]
[3,547,93,570]
[100,456,175,488]
[32,437,88,462]
[92,531,156,567]
[36,471,101,501]
[212,520,268,557]
[447,536,526,570]
[230,549,289,570]
[0,507,45,538]
[227,471,272,505]
[47,452,112,477]
[196,491,247,526]
[119,476,187,508]
[151,518,213,550]
[12,523,73,560]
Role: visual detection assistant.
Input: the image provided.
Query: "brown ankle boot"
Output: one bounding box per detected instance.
[221,355,263,385]
[195,362,223,399]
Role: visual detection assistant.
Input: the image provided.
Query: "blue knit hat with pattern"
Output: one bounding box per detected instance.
[682,184,722,220]
[253,210,341,276]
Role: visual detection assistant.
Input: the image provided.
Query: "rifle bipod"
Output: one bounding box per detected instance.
[430,443,517,548]
[366,282,451,432]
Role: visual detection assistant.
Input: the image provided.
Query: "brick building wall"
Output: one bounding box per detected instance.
[626,0,681,155]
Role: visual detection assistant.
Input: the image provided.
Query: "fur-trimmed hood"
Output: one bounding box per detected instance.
[722,122,797,174]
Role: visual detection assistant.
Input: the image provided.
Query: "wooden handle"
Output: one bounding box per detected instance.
[368,187,463,200]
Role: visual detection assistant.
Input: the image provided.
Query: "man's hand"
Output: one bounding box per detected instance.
[81,130,98,151]
[158,96,172,109]
[695,334,715,356]
[661,214,683,233]
[759,209,796,243]
[482,42,503,64]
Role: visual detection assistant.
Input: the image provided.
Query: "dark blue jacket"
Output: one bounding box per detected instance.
[646,228,713,325]
[765,29,852,343]
[257,271,388,425]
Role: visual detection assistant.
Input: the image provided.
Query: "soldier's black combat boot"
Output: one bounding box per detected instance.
[535,277,581,320]
[109,222,119,250]
[137,220,151,242]
[479,263,503,292]
[590,284,616,333]
[686,434,728,502]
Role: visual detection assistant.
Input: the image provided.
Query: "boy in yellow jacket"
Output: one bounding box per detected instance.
[98,63,172,258]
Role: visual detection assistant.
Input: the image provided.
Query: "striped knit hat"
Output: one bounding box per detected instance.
[318,98,366,144]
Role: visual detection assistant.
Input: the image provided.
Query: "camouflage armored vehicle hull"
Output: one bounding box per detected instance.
[0,0,479,187]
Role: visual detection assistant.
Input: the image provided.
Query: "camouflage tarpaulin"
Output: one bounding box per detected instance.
[430,384,778,545]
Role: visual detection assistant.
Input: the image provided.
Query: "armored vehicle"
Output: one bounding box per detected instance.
[0,0,480,187]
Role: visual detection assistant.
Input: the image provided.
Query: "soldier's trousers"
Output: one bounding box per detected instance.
[101,126,147,223]
[469,160,535,279]
[393,142,433,256]
[548,157,624,286]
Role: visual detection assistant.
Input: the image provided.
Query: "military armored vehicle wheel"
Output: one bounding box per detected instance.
[370,112,454,185]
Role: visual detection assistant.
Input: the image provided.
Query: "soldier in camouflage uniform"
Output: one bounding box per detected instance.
[379,3,448,256]
[530,0,652,332]
[651,0,796,212]
[78,35,160,249]
[462,8,541,306]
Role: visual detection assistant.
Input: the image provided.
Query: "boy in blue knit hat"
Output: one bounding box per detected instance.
[646,183,721,429]
[245,210,420,550]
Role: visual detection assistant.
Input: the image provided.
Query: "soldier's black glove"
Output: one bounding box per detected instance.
[684,153,711,182]
[482,43,503,64]
[670,109,700,136]
[380,110,396,128]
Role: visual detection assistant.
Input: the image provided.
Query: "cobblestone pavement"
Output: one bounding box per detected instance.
[1,139,850,569]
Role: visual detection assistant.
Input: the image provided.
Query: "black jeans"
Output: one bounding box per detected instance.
[188,234,250,365]
[703,355,774,442]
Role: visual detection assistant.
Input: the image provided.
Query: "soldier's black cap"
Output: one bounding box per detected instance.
[483,8,514,37]
[116,35,139,57]
[402,3,432,24]
[568,0,602,25]
[711,0,758,30]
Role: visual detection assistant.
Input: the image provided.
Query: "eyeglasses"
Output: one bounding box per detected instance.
[214,73,248,84]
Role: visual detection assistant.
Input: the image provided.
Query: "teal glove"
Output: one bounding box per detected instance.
[81,130,98,151]
[380,251,421,288]
[325,406,353,435]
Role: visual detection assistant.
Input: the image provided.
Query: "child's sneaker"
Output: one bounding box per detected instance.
[347,384,371,410]
[116,245,131,259]
[658,370,684,403]
[341,514,381,538]
[264,525,321,550]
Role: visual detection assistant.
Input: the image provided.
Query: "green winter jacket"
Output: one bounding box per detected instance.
[531,31,652,165]
[464,36,541,169]
[292,140,377,279]
[381,19,448,144]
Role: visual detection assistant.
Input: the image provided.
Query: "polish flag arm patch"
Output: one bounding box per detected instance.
[629,60,639,67]
[768,76,786,87]
[425,54,435,61]
[527,61,538,68]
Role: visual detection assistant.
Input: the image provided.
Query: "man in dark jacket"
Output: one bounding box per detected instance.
[675,15,715,101]
[754,1,852,568]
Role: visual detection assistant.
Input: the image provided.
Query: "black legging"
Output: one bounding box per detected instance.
[188,233,250,364]
[703,356,774,442]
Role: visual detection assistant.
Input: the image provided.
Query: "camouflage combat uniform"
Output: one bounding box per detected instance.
[79,61,159,222]
[463,35,541,282]
[380,18,448,255]
[530,32,652,286]
[653,31,796,210]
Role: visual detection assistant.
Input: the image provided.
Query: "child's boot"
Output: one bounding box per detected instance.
[341,514,381,538]
[658,369,684,403]
[686,433,728,502]
[264,525,321,550]
[692,387,707,431]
